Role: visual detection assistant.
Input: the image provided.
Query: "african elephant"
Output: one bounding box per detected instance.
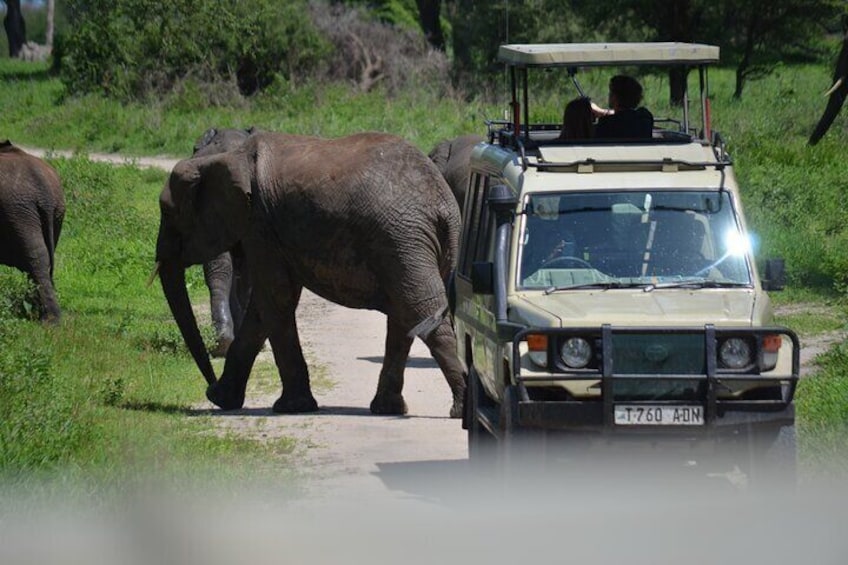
[810,15,848,145]
[155,131,466,417]
[428,134,483,214]
[192,127,256,357]
[0,141,65,323]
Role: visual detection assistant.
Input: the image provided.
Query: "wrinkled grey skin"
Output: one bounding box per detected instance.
[156,131,466,417]
[192,127,256,357]
[0,141,65,323]
[428,134,483,214]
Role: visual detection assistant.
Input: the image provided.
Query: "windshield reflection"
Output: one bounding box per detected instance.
[519,190,752,290]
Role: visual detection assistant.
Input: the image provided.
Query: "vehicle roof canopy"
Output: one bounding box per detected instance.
[498,42,720,68]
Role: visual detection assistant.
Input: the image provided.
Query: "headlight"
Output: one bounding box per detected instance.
[759,334,782,371]
[561,337,592,368]
[527,333,548,368]
[719,337,752,369]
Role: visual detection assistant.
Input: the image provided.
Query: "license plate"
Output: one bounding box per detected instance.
[614,405,704,426]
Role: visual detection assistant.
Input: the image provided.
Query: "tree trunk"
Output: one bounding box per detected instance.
[2,0,27,58]
[46,0,54,48]
[734,12,760,99]
[809,16,848,145]
[416,0,445,51]
[666,0,692,106]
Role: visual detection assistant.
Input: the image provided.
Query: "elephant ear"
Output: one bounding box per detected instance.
[192,153,253,246]
[161,153,252,259]
[193,128,219,154]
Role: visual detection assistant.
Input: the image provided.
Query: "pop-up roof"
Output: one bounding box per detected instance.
[498,42,720,67]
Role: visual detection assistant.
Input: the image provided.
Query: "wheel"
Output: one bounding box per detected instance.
[467,366,497,465]
[540,255,593,269]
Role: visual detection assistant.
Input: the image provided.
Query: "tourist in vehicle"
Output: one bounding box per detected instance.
[592,75,654,139]
[558,96,594,140]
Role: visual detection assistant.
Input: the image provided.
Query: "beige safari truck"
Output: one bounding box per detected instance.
[453,43,799,485]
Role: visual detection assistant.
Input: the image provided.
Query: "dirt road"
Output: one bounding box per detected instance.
[205,289,469,505]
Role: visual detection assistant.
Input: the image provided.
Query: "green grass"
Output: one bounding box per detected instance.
[0,157,299,502]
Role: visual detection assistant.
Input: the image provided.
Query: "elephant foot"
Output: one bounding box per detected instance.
[206,380,245,411]
[370,393,408,416]
[449,392,464,419]
[272,392,318,414]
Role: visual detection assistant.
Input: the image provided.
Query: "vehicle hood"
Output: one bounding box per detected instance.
[512,288,757,327]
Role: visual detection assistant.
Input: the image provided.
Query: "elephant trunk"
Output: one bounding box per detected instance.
[159,260,217,386]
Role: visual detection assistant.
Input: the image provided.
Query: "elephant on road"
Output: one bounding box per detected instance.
[0,141,65,323]
[428,134,483,214]
[156,131,466,417]
[192,127,256,357]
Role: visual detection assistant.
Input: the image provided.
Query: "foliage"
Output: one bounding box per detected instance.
[572,0,845,98]
[58,0,331,101]
[310,1,450,95]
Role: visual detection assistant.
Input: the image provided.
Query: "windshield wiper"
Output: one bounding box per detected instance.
[643,280,752,292]
[543,281,650,294]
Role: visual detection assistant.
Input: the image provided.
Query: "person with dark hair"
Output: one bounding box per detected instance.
[558,96,594,140]
[592,75,654,139]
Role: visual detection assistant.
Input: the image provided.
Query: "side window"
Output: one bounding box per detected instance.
[459,173,488,276]
[474,192,496,264]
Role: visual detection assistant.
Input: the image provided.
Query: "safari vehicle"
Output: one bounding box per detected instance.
[454,43,799,483]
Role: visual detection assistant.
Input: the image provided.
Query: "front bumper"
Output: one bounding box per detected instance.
[510,324,799,434]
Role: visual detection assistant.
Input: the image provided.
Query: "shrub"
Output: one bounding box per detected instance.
[59,0,330,102]
[310,1,450,95]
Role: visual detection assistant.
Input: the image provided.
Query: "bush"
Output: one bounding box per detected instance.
[310,1,450,96]
[59,0,330,102]
[0,270,39,322]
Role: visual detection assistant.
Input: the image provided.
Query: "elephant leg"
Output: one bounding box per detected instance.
[371,316,412,416]
[229,245,250,334]
[20,236,60,324]
[206,297,266,410]
[420,317,467,419]
[256,285,317,414]
[203,252,234,358]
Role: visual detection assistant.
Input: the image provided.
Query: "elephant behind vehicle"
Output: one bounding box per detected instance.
[156,131,467,418]
[0,141,65,323]
[428,134,484,214]
[191,127,257,357]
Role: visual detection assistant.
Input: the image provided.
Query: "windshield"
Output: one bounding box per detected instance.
[518,190,752,290]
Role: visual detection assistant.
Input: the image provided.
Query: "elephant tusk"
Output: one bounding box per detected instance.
[146,261,161,288]
[824,77,845,97]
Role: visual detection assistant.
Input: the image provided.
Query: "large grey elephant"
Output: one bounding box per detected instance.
[809,15,848,145]
[0,141,65,323]
[155,131,466,417]
[428,134,483,213]
[192,127,256,357]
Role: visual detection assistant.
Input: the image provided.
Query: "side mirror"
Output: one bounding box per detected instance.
[471,261,494,295]
[762,258,785,291]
